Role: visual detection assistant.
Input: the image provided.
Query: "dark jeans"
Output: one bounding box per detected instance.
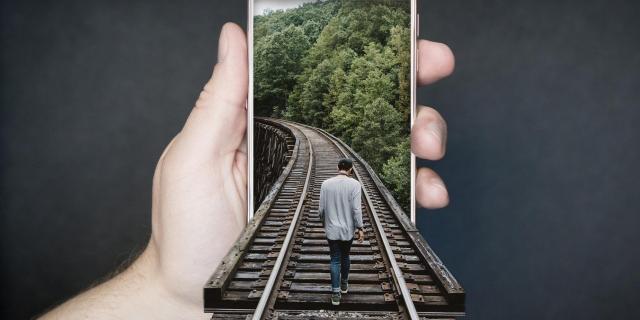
[327,239,353,293]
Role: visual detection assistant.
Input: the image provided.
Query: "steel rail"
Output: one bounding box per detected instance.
[315,128,420,320]
[251,129,314,320]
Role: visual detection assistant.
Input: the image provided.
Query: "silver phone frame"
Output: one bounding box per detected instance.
[247,0,418,224]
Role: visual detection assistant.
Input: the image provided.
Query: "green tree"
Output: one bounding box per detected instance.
[254,25,310,116]
[382,138,411,208]
[386,25,411,129]
[255,0,412,211]
[329,44,395,142]
[351,97,403,172]
[287,48,356,127]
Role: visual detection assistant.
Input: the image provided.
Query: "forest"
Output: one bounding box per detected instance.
[254,0,411,210]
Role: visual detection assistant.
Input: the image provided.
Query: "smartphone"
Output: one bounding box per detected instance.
[248,0,417,224]
[204,3,466,316]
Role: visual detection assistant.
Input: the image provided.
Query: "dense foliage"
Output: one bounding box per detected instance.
[255,0,411,210]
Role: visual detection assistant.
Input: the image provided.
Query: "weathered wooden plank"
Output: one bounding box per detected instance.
[279,292,394,306]
[253,237,279,244]
[300,239,373,246]
[237,261,272,271]
[234,271,261,280]
[397,262,427,272]
[208,313,250,319]
[292,272,386,283]
[272,310,398,320]
[290,282,385,294]
[296,254,379,262]
[412,294,449,305]
[227,280,265,291]
[222,290,261,301]
[290,262,383,272]
[417,284,442,294]
[297,246,373,253]
[410,274,434,283]
[243,253,268,261]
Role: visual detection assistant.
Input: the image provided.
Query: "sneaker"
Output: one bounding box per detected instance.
[331,291,341,306]
[340,281,348,294]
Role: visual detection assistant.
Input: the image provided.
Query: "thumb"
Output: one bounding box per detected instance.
[175,23,248,161]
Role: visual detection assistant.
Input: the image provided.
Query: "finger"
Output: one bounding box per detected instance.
[418,40,455,86]
[416,167,449,209]
[174,23,248,160]
[411,106,447,160]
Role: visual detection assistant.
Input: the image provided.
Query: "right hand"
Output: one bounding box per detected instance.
[38,20,456,320]
[141,23,249,307]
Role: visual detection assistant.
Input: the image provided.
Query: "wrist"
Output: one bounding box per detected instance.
[135,240,205,319]
[40,241,206,320]
[117,242,206,319]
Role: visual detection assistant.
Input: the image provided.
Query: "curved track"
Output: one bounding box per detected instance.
[205,119,465,319]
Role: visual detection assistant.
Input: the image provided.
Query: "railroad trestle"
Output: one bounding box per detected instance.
[205,118,465,319]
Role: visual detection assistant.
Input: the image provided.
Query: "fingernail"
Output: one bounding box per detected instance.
[427,121,444,151]
[430,177,447,193]
[217,24,230,63]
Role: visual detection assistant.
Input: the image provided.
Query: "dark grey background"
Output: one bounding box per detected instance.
[1,0,638,319]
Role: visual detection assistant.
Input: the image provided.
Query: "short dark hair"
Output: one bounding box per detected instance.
[338,158,353,171]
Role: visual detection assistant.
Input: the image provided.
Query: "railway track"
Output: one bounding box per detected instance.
[205,119,465,319]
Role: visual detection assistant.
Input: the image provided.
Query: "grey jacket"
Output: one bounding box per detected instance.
[318,174,364,240]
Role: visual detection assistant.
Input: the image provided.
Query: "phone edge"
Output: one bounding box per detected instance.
[247,0,255,222]
[246,0,418,225]
[410,0,417,224]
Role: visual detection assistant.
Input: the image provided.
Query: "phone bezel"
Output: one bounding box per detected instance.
[247,0,418,224]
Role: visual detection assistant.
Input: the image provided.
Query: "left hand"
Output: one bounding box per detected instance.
[412,39,455,209]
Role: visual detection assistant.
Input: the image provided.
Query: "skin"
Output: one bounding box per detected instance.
[40,22,455,320]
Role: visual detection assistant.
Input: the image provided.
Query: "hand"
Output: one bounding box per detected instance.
[142,22,249,310]
[40,22,454,319]
[40,23,248,320]
[148,28,453,310]
[357,229,365,243]
[413,40,455,209]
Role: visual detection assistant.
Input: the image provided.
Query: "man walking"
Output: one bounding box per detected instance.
[318,158,365,306]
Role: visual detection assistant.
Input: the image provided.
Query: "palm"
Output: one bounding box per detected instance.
[148,128,247,305]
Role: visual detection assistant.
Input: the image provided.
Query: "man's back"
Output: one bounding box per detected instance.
[319,175,364,241]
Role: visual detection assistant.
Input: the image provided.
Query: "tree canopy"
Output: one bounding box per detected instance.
[254,0,411,210]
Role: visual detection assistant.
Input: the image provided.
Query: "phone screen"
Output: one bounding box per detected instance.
[249,0,416,223]
[205,3,466,315]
